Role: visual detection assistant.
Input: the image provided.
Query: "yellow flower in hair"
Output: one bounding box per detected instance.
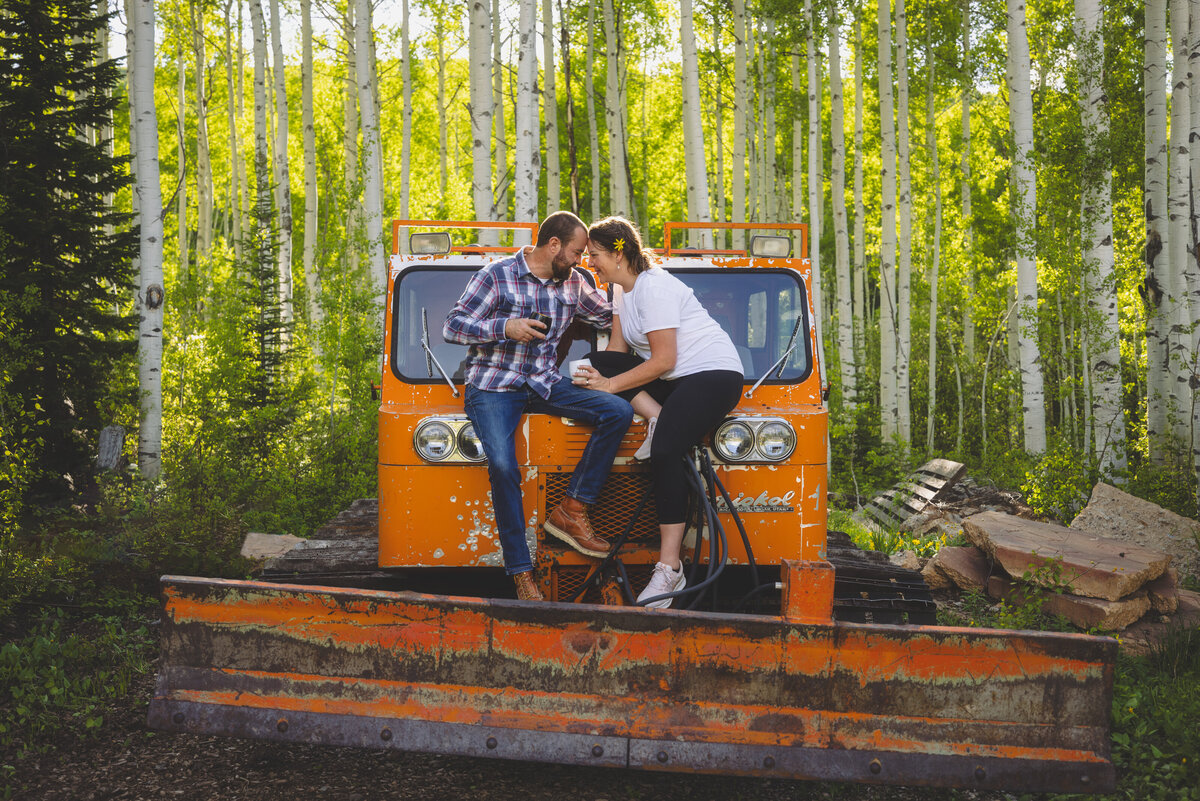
[613,237,626,252]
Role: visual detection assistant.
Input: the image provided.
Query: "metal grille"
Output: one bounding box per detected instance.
[551,563,656,604]
[544,472,659,545]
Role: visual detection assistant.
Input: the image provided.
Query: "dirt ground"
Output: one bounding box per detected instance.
[5,669,1012,801]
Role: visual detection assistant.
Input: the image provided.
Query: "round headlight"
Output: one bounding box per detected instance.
[714,421,755,461]
[755,421,796,461]
[414,421,455,461]
[457,423,487,461]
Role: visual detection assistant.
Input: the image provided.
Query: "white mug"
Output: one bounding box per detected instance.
[568,358,591,377]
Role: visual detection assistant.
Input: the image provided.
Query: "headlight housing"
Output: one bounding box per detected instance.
[713,417,796,463]
[414,420,456,461]
[457,423,487,461]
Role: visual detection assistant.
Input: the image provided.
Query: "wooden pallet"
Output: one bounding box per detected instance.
[856,458,967,532]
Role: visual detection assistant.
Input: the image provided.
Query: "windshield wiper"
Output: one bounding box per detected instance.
[421,307,459,398]
[744,315,802,399]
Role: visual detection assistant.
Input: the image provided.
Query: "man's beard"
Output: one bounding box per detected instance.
[550,254,575,282]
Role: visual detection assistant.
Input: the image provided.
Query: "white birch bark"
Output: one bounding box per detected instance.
[830,14,854,410]
[236,0,248,249]
[853,13,865,365]
[514,0,540,236]
[401,0,412,220]
[132,0,164,479]
[585,4,601,222]
[492,0,509,219]
[1167,0,1190,445]
[1186,0,1200,463]
[1007,0,1047,454]
[925,16,941,454]
[343,1,357,197]
[806,0,824,384]
[712,8,725,239]
[542,0,560,211]
[269,0,293,327]
[192,3,212,259]
[732,0,748,250]
[223,0,242,261]
[895,0,912,446]
[1076,0,1124,475]
[961,0,975,360]
[1145,0,1169,460]
[355,0,386,298]
[436,12,449,202]
[301,0,320,334]
[250,0,270,203]
[603,0,630,216]
[470,0,495,238]
[176,36,188,282]
[763,17,777,223]
[681,0,713,247]
[878,0,899,439]
[791,53,803,227]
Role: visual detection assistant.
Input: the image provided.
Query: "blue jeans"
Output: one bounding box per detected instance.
[464,380,633,575]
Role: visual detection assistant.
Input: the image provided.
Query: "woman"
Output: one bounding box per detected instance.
[572,216,743,609]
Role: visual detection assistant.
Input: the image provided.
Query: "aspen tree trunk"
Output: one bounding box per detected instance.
[878,0,899,439]
[192,2,212,259]
[436,12,449,202]
[681,0,713,247]
[237,0,248,252]
[542,0,560,211]
[853,13,865,365]
[492,0,509,219]
[223,1,242,261]
[1076,0,1125,476]
[762,17,777,223]
[176,36,188,282]
[268,0,293,327]
[514,0,541,237]
[603,0,631,216]
[401,0,412,221]
[925,16,941,454]
[732,0,748,250]
[560,0,580,213]
[250,0,270,207]
[806,1,822,333]
[1007,0,1047,454]
[752,18,763,219]
[355,0,386,298]
[301,0,320,334]
[1167,0,1190,447]
[617,27,640,226]
[961,0,975,360]
[895,0,912,446]
[470,0,495,238]
[791,53,803,227]
[1185,0,1200,468]
[712,8,726,243]
[830,13,854,410]
[343,2,357,195]
[585,5,601,222]
[1145,0,1169,461]
[132,0,164,479]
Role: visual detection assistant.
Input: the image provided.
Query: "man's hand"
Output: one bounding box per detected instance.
[504,317,548,343]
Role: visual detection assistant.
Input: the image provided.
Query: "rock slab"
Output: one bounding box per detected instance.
[964,510,1172,601]
[986,575,1152,631]
[1070,483,1200,578]
[930,546,993,592]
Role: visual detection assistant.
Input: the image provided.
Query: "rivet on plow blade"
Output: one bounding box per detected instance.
[975,766,986,781]
[656,751,668,764]
[172,713,184,725]
[763,756,775,769]
[276,719,288,734]
[1080,775,1090,785]
[591,745,604,758]
[486,737,498,750]
[869,759,882,775]
[381,728,392,742]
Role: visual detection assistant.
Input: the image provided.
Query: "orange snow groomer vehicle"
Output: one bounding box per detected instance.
[148,220,1116,794]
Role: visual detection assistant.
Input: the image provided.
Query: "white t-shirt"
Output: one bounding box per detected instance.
[613,267,744,380]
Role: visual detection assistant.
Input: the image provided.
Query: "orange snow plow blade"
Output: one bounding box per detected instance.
[147,576,1115,793]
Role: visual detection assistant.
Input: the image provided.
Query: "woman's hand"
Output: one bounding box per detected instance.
[572,365,613,393]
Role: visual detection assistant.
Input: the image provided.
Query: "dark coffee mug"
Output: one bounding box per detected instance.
[529,312,551,330]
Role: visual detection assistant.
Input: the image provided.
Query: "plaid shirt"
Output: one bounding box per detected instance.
[442,248,611,398]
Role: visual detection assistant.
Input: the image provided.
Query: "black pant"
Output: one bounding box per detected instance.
[589,350,742,524]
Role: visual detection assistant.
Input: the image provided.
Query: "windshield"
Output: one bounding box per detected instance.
[390,264,810,384]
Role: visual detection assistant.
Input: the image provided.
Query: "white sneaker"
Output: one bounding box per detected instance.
[634,417,657,461]
[638,561,686,608]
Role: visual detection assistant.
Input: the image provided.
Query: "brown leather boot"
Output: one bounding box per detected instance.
[513,571,544,601]
[544,496,611,557]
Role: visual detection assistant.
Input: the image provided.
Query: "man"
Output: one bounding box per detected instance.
[443,211,633,601]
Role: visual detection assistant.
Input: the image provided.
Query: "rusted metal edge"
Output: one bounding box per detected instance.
[147,699,1114,793]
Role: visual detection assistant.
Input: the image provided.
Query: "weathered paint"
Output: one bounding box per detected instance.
[149,576,1115,792]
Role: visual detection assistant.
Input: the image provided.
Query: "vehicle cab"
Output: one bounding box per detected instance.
[378,220,827,603]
